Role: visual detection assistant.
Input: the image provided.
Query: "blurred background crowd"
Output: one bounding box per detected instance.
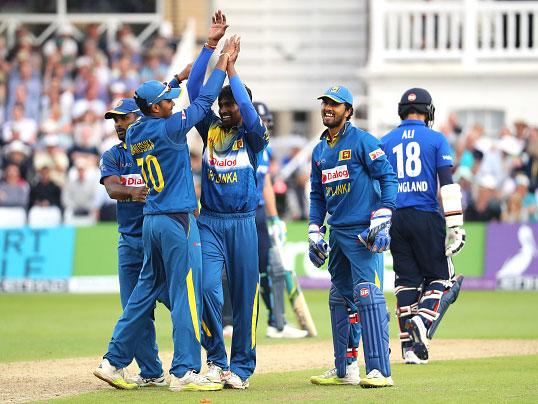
[0,21,536,226]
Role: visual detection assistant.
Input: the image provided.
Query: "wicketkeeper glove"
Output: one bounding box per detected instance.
[441,183,466,256]
[358,208,392,253]
[268,215,287,246]
[308,224,329,267]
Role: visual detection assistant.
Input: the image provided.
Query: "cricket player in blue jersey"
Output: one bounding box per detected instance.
[221,102,308,339]
[381,88,465,365]
[93,34,237,392]
[187,22,268,388]
[99,98,168,387]
[308,85,397,388]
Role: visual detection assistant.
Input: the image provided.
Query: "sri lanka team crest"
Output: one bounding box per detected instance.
[368,148,385,161]
[232,139,244,150]
[339,149,351,160]
[330,86,340,93]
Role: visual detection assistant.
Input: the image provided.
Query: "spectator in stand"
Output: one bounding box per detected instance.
[62,158,100,221]
[43,25,78,67]
[0,163,29,208]
[7,59,42,119]
[139,50,168,83]
[110,56,139,95]
[29,163,62,210]
[523,126,538,193]
[33,135,69,187]
[2,140,33,182]
[501,193,524,224]
[2,103,38,145]
[454,166,473,211]
[465,174,502,222]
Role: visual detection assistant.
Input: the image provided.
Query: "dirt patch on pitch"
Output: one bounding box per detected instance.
[2,339,538,403]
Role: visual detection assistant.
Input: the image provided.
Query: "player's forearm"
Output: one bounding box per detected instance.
[186,46,214,102]
[105,183,139,201]
[263,175,279,217]
[377,171,398,211]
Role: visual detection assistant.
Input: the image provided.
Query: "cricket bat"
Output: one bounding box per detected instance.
[272,234,318,337]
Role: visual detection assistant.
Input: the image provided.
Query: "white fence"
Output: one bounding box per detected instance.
[370,0,538,65]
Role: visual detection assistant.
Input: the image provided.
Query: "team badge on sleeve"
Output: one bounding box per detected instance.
[369,148,385,161]
[339,149,351,161]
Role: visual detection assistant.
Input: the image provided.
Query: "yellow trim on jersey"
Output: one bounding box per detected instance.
[251,283,259,349]
[186,268,201,342]
[327,133,340,148]
[201,320,212,337]
[374,270,381,289]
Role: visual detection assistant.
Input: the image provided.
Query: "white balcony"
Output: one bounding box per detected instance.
[364,0,538,136]
[370,0,538,67]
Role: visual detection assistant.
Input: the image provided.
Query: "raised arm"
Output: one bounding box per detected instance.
[165,37,237,142]
[228,37,268,153]
[187,10,229,102]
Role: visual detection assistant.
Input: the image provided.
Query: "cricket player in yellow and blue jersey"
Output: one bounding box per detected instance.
[308,86,397,388]
[94,34,238,393]
[187,32,268,388]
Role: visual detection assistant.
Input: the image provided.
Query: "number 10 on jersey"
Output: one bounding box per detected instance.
[136,154,165,192]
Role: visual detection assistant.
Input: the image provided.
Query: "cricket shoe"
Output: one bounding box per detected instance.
[169,371,223,392]
[403,349,428,365]
[222,371,250,389]
[359,369,394,388]
[205,362,225,383]
[125,373,168,387]
[223,325,234,338]
[405,315,430,348]
[310,361,360,385]
[93,359,138,390]
[266,324,308,339]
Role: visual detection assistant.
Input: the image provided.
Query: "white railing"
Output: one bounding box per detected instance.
[0,0,165,48]
[370,0,538,65]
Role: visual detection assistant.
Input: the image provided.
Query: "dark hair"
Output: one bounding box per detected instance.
[218,84,252,104]
[345,103,354,121]
[134,95,152,116]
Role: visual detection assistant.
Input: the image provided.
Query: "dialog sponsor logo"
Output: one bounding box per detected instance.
[120,174,145,187]
[322,165,349,184]
[209,158,237,167]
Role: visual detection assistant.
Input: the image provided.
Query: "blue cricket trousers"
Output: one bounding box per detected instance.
[198,210,259,381]
[105,213,203,378]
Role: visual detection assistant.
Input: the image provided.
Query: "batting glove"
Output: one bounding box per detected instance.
[358,208,392,253]
[308,224,329,267]
[268,215,287,246]
[445,226,466,256]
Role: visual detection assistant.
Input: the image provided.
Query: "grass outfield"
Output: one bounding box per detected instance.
[52,356,538,403]
[1,290,537,363]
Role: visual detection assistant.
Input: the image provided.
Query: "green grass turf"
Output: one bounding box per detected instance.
[1,290,537,363]
[51,355,538,403]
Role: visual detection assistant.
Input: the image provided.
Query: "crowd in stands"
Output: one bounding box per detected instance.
[0,24,536,226]
[0,24,177,224]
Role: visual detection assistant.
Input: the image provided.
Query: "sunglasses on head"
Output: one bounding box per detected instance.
[135,82,172,109]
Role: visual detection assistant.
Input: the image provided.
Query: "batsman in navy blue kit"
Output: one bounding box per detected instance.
[99,98,168,387]
[94,32,237,392]
[187,20,268,388]
[381,88,466,365]
[309,85,397,388]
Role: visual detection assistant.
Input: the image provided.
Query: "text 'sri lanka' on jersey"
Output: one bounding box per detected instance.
[381,119,453,212]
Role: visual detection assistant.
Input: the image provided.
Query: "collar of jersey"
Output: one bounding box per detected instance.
[399,119,426,127]
[320,121,351,141]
